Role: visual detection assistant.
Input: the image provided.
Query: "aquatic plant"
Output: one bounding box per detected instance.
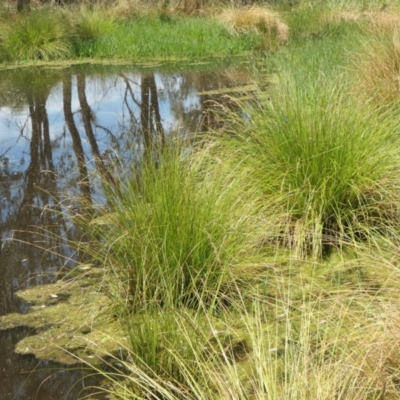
[69,6,115,43]
[0,9,70,61]
[212,76,400,257]
[85,142,257,312]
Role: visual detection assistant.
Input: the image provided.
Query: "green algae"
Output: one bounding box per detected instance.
[0,266,126,365]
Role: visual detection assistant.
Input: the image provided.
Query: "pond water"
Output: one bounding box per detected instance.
[0,61,254,400]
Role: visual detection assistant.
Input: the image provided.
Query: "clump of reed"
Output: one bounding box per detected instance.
[211,76,400,258]
[217,6,289,46]
[68,5,115,43]
[84,142,258,313]
[0,9,70,61]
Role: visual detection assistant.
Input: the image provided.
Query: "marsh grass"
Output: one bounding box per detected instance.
[352,31,400,106]
[66,74,400,399]
[69,6,115,43]
[77,248,400,400]
[0,2,266,64]
[110,308,211,399]
[284,2,329,41]
[84,143,259,312]
[0,9,70,61]
[73,16,261,59]
[5,2,400,397]
[212,77,400,257]
[272,12,363,86]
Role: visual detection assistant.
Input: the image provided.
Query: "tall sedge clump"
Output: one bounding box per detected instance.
[214,77,400,257]
[88,143,255,312]
[71,6,115,42]
[0,10,70,61]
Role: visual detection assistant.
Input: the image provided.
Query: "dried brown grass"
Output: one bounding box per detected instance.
[339,9,400,105]
[351,31,400,105]
[332,9,400,33]
[354,304,400,397]
[217,6,289,44]
[110,0,160,20]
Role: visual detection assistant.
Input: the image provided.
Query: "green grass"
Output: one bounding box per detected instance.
[73,143,263,398]
[3,1,400,399]
[84,143,259,312]
[0,5,268,65]
[73,16,262,60]
[70,6,115,43]
[277,9,364,82]
[211,76,400,257]
[64,6,400,398]
[0,9,70,61]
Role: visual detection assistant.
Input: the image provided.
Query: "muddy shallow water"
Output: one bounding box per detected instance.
[0,62,255,400]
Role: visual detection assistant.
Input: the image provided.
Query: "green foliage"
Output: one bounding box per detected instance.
[0,10,70,61]
[119,309,208,397]
[283,3,364,47]
[70,6,115,42]
[73,16,261,60]
[87,144,255,311]
[214,78,400,257]
[0,7,264,65]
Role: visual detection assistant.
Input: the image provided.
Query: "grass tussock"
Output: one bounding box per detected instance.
[84,143,259,312]
[0,9,70,61]
[212,77,400,258]
[217,6,289,45]
[68,6,115,42]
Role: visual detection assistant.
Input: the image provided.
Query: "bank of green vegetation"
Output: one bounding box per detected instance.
[6,0,400,398]
[0,2,272,64]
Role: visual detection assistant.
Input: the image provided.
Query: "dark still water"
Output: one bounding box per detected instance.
[0,62,253,400]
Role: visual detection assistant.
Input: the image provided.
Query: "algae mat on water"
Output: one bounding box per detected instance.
[0,266,125,365]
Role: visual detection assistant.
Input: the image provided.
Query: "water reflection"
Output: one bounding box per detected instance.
[0,327,103,400]
[0,62,253,399]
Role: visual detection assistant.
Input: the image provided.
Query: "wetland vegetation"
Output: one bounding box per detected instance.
[4,0,400,399]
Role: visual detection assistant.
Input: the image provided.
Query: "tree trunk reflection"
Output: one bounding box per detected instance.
[63,75,92,204]
[140,74,165,156]
[77,73,116,187]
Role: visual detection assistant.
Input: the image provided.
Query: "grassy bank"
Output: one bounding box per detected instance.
[72,16,261,60]
[0,4,273,64]
[0,0,372,65]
